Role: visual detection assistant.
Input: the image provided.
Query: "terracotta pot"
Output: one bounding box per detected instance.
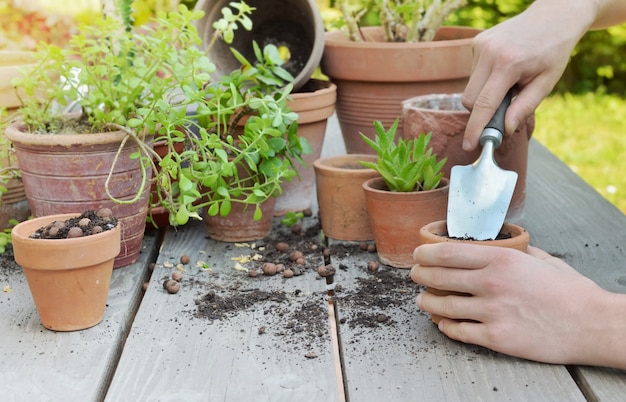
[203,196,276,242]
[313,154,379,241]
[0,51,37,109]
[321,26,481,154]
[419,220,530,324]
[401,93,534,222]
[11,213,121,331]
[5,122,151,268]
[0,178,30,229]
[275,79,337,215]
[363,177,449,268]
[195,0,324,91]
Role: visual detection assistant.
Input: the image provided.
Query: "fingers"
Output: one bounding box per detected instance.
[416,291,484,322]
[413,242,501,270]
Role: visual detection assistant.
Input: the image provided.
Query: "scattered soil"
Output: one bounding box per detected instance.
[30,209,118,239]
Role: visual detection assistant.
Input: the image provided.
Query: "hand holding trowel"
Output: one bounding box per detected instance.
[446,88,518,240]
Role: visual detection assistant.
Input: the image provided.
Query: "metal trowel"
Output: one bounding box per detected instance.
[446,89,518,240]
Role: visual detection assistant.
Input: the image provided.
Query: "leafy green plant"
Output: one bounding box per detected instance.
[11,2,309,226]
[359,119,445,191]
[338,0,467,42]
[280,211,304,227]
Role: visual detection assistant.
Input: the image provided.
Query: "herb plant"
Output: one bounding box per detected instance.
[11,2,309,227]
[359,119,445,192]
[339,0,467,42]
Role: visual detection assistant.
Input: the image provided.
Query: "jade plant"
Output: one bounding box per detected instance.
[359,119,445,191]
[339,0,467,42]
[11,1,309,227]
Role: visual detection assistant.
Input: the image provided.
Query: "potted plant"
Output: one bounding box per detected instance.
[0,110,30,230]
[401,93,535,222]
[11,209,121,331]
[313,153,379,241]
[419,220,530,323]
[5,4,215,267]
[361,119,449,268]
[321,0,481,153]
[7,2,309,253]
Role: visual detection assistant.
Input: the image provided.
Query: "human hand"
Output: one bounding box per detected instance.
[461,2,592,150]
[410,242,624,367]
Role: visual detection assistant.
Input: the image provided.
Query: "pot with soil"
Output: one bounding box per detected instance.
[313,154,379,241]
[401,93,534,222]
[11,209,121,331]
[419,220,530,324]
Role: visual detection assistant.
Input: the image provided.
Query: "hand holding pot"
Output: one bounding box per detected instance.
[410,242,626,370]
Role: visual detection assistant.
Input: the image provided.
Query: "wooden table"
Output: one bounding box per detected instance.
[1,115,625,401]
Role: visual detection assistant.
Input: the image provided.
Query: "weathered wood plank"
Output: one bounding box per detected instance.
[106,220,342,402]
[0,229,159,402]
[330,250,585,401]
[524,140,626,398]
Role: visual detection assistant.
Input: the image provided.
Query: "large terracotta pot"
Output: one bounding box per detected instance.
[363,177,449,268]
[203,196,276,242]
[313,154,379,241]
[419,220,530,324]
[275,79,337,215]
[5,122,151,268]
[11,213,121,331]
[402,93,534,222]
[321,26,481,154]
[194,0,324,91]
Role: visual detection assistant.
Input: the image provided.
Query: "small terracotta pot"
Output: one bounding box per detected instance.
[419,220,530,324]
[313,154,379,241]
[11,213,121,331]
[203,196,276,242]
[275,79,337,215]
[401,93,534,222]
[363,177,449,268]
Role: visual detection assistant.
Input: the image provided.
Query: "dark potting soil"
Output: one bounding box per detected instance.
[30,209,118,239]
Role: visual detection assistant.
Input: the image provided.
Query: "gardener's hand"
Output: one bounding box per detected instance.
[410,243,626,369]
[460,0,595,150]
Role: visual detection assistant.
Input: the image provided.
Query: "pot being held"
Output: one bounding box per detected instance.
[418,220,530,324]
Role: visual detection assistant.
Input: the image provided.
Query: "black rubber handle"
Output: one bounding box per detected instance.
[485,87,514,134]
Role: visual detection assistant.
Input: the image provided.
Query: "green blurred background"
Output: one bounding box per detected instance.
[1,0,625,212]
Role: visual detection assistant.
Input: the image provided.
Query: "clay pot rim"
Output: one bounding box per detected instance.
[324,26,482,49]
[313,154,378,173]
[402,93,468,114]
[5,119,135,147]
[363,176,450,195]
[420,219,530,249]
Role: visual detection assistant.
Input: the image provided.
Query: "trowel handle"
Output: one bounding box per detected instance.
[480,88,514,148]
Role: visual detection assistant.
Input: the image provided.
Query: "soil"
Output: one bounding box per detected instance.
[29,209,118,239]
[185,217,422,342]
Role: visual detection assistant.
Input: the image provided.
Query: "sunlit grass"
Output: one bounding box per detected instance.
[534,93,626,213]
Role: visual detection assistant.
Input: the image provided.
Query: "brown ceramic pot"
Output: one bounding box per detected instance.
[313,154,379,241]
[363,177,449,268]
[0,178,30,229]
[203,196,276,242]
[401,93,534,222]
[5,121,151,268]
[419,220,530,324]
[11,213,121,331]
[275,79,337,215]
[321,26,481,154]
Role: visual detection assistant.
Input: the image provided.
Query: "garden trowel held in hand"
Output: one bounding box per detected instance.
[446,88,517,240]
